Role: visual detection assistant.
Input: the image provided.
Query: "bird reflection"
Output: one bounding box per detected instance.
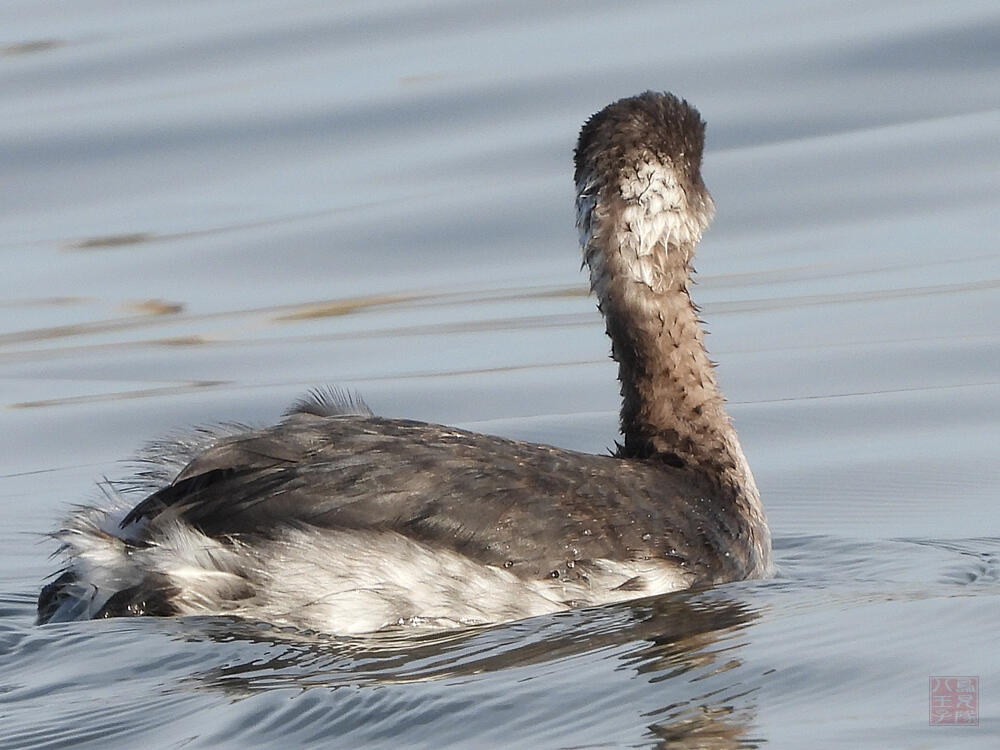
[177,588,764,749]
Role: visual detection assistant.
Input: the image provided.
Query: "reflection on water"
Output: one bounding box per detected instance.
[195,594,762,749]
[1,39,66,57]
[2,0,999,747]
[7,590,763,749]
[194,590,755,691]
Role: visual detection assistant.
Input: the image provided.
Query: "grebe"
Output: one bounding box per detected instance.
[38,92,771,634]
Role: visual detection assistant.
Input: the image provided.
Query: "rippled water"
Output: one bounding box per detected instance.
[2,1,999,747]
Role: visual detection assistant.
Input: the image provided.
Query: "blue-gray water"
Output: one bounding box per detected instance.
[2,1,999,747]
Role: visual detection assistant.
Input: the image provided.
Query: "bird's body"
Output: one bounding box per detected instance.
[39,92,772,634]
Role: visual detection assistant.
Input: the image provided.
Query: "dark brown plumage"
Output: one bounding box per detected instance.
[38,92,771,633]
